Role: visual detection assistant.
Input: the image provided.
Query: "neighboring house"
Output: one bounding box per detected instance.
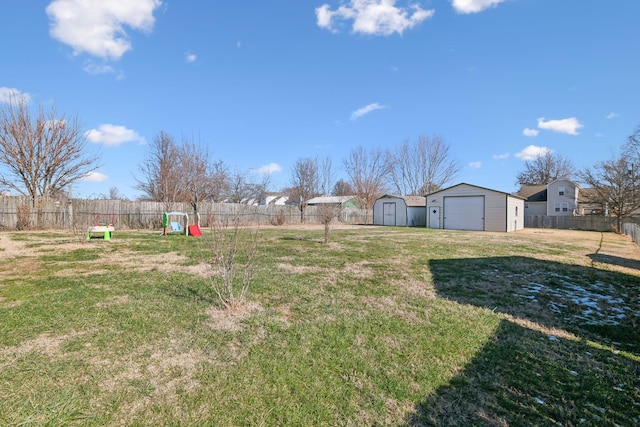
[426,183,525,232]
[306,195,360,209]
[259,193,289,206]
[373,195,426,227]
[516,185,547,216]
[517,179,579,216]
[547,179,579,216]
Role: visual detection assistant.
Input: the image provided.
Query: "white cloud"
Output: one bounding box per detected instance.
[185,53,197,63]
[85,124,145,147]
[522,128,539,137]
[537,117,583,135]
[350,102,386,120]
[606,112,619,119]
[469,161,482,169]
[316,0,435,36]
[492,153,509,160]
[255,163,282,175]
[46,0,162,61]
[82,171,108,182]
[83,62,118,76]
[451,0,508,14]
[0,87,30,104]
[515,145,552,161]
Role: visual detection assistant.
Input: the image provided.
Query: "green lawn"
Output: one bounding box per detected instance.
[0,226,638,426]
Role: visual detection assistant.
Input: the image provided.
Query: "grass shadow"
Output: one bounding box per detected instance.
[406,256,640,425]
[588,253,640,270]
[407,319,640,426]
[428,256,640,353]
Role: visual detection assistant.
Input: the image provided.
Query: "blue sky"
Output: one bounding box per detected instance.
[1,0,639,199]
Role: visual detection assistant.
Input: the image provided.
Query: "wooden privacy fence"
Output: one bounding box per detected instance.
[0,196,372,230]
[525,215,618,232]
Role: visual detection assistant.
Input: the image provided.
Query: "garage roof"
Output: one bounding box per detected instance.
[426,183,526,200]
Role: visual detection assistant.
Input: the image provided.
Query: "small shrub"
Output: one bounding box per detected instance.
[16,205,31,230]
[270,209,286,226]
[202,217,259,310]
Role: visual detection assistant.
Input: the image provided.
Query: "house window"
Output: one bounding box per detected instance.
[562,202,569,212]
[558,185,565,196]
[554,202,561,212]
[515,206,518,217]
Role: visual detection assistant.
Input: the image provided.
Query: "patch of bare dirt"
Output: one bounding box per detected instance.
[0,330,90,368]
[206,301,263,331]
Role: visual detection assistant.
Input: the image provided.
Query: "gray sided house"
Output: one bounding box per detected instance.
[373,195,426,227]
[517,179,580,216]
[426,183,525,232]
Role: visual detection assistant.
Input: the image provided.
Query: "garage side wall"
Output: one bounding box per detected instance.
[506,196,525,232]
[483,192,508,232]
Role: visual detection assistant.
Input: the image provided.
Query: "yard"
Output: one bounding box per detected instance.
[0,226,639,426]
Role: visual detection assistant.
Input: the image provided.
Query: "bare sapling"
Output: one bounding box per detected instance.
[203,216,259,310]
[317,204,341,244]
[69,208,94,244]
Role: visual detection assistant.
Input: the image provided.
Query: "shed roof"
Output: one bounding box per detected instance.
[377,194,426,207]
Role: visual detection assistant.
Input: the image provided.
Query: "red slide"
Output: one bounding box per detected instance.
[188,225,202,236]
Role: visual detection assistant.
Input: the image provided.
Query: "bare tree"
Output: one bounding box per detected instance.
[178,138,227,217]
[387,135,460,195]
[226,169,253,204]
[626,124,640,154]
[580,155,640,231]
[317,203,341,243]
[0,96,100,201]
[226,169,270,204]
[101,187,128,200]
[318,156,335,196]
[343,145,389,219]
[135,131,182,211]
[289,157,320,222]
[332,179,354,197]
[516,150,575,186]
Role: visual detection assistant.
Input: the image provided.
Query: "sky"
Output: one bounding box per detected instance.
[1,0,639,199]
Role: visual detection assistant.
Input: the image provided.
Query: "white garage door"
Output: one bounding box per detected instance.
[444,196,485,231]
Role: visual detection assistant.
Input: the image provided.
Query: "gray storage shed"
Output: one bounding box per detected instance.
[426,183,525,232]
[373,195,426,227]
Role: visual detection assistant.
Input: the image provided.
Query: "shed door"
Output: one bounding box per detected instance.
[429,206,440,229]
[444,196,484,231]
[383,202,396,226]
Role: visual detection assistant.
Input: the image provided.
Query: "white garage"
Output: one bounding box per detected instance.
[426,183,525,232]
